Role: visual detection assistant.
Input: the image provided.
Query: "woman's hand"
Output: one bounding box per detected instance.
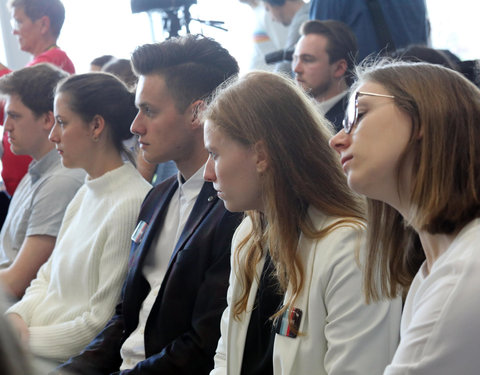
[7,313,30,348]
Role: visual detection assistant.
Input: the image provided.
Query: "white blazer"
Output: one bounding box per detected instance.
[211,207,402,375]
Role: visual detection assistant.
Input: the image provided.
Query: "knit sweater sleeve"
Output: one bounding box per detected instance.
[32,199,139,361]
[8,191,146,361]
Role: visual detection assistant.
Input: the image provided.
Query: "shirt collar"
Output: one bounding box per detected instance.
[28,149,60,184]
[317,90,348,114]
[176,164,206,203]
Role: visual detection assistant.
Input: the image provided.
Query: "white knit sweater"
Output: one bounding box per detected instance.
[8,163,152,361]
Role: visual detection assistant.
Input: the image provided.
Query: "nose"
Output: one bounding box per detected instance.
[48,122,60,143]
[130,112,144,136]
[329,129,351,154]
[292,58,302,75]
[203,155,216,182]
[3,116,13,132]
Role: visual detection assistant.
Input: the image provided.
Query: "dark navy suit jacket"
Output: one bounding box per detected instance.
[55,176,242,375]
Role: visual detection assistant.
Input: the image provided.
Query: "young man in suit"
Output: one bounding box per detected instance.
[54,34,242,374]
[292,20,358,132]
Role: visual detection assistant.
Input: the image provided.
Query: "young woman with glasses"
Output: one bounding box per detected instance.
[330,61,480,374]
[203,71,402,375]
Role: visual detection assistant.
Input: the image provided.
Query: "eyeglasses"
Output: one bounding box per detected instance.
[343,91,395,134]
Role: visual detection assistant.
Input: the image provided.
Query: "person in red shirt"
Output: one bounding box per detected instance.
[0,0,75,199]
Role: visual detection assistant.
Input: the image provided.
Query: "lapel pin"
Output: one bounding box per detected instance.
[131,220,148,243]
[208,195,215,202]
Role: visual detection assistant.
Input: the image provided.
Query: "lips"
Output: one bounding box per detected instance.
[340,155,353,170]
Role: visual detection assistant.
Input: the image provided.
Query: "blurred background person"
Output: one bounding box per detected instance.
[89,54,114,72]
[293,19,358,131]
[0,0,75,230]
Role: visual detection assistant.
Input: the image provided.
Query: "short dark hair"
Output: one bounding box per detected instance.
[8,0,65,38]
[55,73,137,156]
[301,20,358,74]
[102,58,137,90]
[0,63,67,116]
[90,55,115,69]
[131,34,239,112]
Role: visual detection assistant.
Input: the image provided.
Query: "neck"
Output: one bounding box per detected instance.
[418,230,458,274]
[31,38,57,57]
[32,142,55,161]
[175,145,208,181]
[315,79,348,103]
[85,144,124,180]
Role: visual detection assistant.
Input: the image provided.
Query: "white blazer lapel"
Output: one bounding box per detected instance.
[228,255,266,375]
[273,232,317,375]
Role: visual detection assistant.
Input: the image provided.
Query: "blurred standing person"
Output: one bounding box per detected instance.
[262,0,309,73]
[309,0,429,61]
[0,0,75,225]
[239,0,288,71]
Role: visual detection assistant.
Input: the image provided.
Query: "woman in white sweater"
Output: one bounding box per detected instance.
[6,73,151,366]
[203,71,401,375]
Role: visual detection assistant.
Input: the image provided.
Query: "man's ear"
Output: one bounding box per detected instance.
[332,59,348,79]
[43,111,55,132]
[38,15,51,36]
[254,140,269,173]
[190,99,205,130]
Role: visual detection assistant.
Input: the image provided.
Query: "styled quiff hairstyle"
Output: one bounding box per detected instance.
[55,72,137,160]
[0,63,67,116]
[356,61,480,301]
[131,34,239,112]
[8,0,66,37]
[204,71,365,323]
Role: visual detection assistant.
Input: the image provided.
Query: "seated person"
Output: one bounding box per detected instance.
[6,72,152,370]
[203,71,402,374]
[54,34,241,375]
[0,64,84,299]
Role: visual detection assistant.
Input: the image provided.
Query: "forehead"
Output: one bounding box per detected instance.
[136,74,174,105]
[11,6,28,19]
[5,94,29,112]
[356,81,392,101]
[295,34,329,55]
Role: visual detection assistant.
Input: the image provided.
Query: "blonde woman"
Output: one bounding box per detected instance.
[203,71,401,375]
[330,61,480,374]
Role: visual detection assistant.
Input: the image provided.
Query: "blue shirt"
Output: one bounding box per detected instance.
[310,0,429,60]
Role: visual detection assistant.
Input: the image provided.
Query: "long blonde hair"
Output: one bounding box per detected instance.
[353,62,480,301]
[204,71,365,321]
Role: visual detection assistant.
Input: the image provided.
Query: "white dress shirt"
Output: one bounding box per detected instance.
[120,165,205,370]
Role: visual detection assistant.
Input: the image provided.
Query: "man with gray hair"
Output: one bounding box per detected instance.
[0,63,84,298]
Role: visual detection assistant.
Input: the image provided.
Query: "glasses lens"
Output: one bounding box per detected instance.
[343,93,356,133]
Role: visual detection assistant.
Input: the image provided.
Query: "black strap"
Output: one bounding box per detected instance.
[364,0,396,53]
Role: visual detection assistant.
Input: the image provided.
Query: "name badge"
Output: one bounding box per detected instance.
[131,220,148,243]
[275,306,303,338]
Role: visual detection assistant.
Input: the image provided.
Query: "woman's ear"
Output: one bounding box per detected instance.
[254,140,269,173]
[91,115,106,142]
